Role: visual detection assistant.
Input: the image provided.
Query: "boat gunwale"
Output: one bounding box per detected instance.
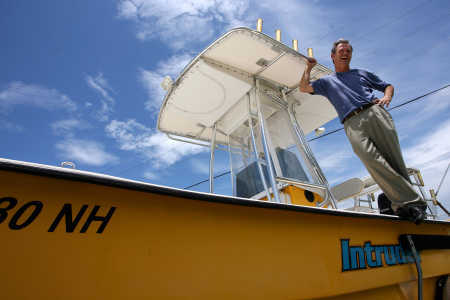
[1,158,448,225]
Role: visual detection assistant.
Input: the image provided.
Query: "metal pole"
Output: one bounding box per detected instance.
[248,94,271,201]
[288,102,324,182]
[436,162,450,196]
[209,124,217,193]
[275,176,327,191]
[227,135,235,196]
[282,108,317,182]
[254,80,281,203]
[412,173,435,218]
[282,92,323,180]
[281,92,320,180]
[283,93,337,208]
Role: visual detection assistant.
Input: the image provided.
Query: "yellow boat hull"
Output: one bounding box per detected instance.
[0,161,449,299]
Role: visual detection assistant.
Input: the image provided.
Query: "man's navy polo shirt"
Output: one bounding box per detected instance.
[311,69,391,123]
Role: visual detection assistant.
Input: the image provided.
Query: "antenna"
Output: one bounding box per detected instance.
[161,76,173,91]
[275,29,281,42]
[292,40,299,51]
[60,161,76,169]
[256,18,263,32]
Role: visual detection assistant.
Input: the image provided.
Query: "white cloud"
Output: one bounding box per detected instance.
[404,119,450,172]
[85,73,115,121]
[0,81,77,112]
[56,139,118,166]
[140,69,165,112]
[317,149,353,171]
[190,158,210,175]
[312,144,367,186]
[403,119,450,218]
[394,88,450,134]
[117,0,252,50]
[51,119,90,137]
[189,157,229,176]
[143,170,158,180]
[140,53,193,112]
[0,119,24,132]
[106,119,206,168]
[114,0,450,214]
[144,132,206,167]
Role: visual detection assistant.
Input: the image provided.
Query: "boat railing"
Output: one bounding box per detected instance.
[275,176,329,207]
[166,74,440,216]
[333,168,439,218]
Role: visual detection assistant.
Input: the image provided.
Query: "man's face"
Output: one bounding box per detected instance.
[331,43,352,66]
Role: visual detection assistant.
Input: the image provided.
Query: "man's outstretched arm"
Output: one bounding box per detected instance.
[299,58,317,93]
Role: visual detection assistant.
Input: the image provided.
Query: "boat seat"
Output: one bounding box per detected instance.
[332,177,380,212]
[345,206,378,213]
[330,178,365,202]
[235,147,308,199]
[275,147,308,182]
[235,162,269,199]
[361,175,378,190]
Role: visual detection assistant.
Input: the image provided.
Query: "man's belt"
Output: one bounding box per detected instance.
[342,103,374,123]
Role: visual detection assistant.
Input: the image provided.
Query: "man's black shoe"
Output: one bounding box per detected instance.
[378,193,395,215]
[395,202,427,225]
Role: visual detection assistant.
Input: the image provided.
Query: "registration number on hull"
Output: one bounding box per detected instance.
[0,197,116,234]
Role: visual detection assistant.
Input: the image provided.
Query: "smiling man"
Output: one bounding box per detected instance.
[299,39,427,223]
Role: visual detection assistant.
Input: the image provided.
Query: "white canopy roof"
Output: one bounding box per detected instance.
[158,27,337,145]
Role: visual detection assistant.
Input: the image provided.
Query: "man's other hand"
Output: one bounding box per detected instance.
[374,96,392,108]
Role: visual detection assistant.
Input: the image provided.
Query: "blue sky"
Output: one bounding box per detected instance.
[1,0,449,216]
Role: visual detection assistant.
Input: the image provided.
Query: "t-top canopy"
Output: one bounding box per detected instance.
[158,27,337,145]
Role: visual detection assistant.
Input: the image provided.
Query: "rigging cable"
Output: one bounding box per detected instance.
[184,83,450,189]
[313,0,392,42]
[108,3,445,182]
[308,84,450,142]
[184,170,230,190]
[436,162,450,197]
[350,0,429,43]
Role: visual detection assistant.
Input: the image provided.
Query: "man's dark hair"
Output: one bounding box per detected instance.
[331,39,353,54]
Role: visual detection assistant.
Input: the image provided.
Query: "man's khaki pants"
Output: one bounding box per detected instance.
[344,104,420,211]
